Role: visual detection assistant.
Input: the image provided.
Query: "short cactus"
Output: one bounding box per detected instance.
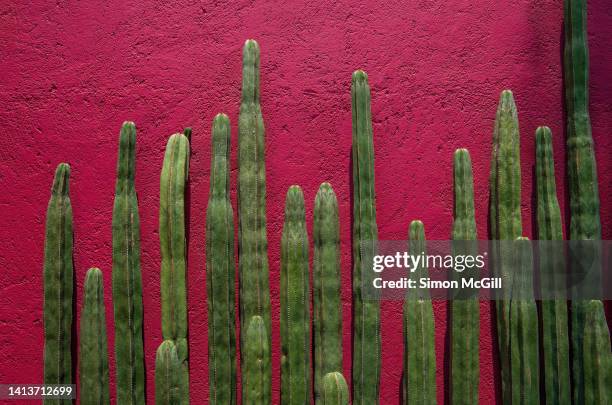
[321,372,349,405]
[155,340,180,405]
[243,316,271,405]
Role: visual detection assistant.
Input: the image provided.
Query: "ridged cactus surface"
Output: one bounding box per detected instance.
[155,340,180,405]
[583,300,612,404]
[321,372,349,405]
[243,315,271,405]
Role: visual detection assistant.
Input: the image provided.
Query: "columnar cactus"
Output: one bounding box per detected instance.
[205,114,236,405]
[351,69,380,404]
[321,372,349,405]
[112,121,145,405]
[450,149,479,405]
[79,268,110,405]
[155,340,180,405]
[583,300,612,404]
[280,185,311,405]
[535,127,570,405]
[160,130,190,404]
[43,163,73,405]
[238,39,271,401]
[313,183,343,404]
[403,220,436,405]
[489,90,521,405]
[243,316,271,405]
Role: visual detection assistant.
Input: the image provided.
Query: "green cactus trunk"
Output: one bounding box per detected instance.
[280,186,311,405]
[43,163,73,405]
[160,130,190,404]
[79,268,110,405]
[155,340,181,405]
[351,69,381,405]
[238,39,271,402]
[403,220,436,405]
[489,90,521,405]
[313,183,343,404]
[321,372,349,405]
[112,121,145,405]
[205,114,236,405]
[534,127,571,405]
[243,315,271,405]
[450,149,479,405]
[583,300,612,404]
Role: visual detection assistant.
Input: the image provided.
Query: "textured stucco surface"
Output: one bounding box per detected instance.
[1,0,611,403]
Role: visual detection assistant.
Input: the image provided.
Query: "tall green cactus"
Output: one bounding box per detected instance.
[351,69,380,404]
[205,114,236,405]
[450,149,479,405]
[535,127,571,405]
[403,220,436,405]
[489,90,521,405]
[160,130,190,404]
[583,300,611,404]
[43,163,73,405]
[280,185,311,405]
[313,182,343,404]
[112,121,145,405]
[238,39,271,401]
[79,268,109,405]
[243,315,271,405]
[155,340,180,405]
[321,372,349,405]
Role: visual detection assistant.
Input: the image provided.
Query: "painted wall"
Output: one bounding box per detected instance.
[1,0,611,403]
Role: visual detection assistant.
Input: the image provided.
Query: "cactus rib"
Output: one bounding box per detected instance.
[155,340,180,405]
[243,316,271,405]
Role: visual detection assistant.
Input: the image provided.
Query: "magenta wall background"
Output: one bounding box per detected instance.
[1,0,611,403]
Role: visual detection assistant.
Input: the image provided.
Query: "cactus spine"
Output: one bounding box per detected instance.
[238,39,271,401]
[489,90,521,405]
[112,121,145,405]
[43,163,73,405]
[243,316,271,405]
[351,69,380,404]
[280,186,311,405]
[205,114,236,405]
[583,300,612,404]
[450,149,479,404]
[160,130,190,404]
[535,127,571,405]
[321,372,349,405]
[79,268,110,405]
[155,340,181,405]
[313,183,343,404]
[403,220,436,405]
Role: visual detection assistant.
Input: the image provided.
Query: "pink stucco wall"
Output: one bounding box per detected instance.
[1,0,611,403]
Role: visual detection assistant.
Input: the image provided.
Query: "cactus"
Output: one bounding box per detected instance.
[403,220,436,405]
[351,69,381,404]
[313,183,343,404]
[583,300,612,404]
[205,114,236,405]
[160,130,190,404]
[79,268,110,405]
[112,121,145,405]
[489,90,521,405]
[321,372,349,405]
[238,39,271,401]
[450,149,479,405]
[155,340,180,405]
[243,316,271,405]
[535,127,571,405]
[280,186,311,405]
[43,163,73,405]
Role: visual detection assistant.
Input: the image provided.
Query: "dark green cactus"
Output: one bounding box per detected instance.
[43,163,73,405]
[155,340,180,405]
[535,127,571,405]
[238,39,271,401]
[489,90,521,405]
[280,186,311,405]
[403,220,436,405]
[321,372,349,405]
[243,315,271,405]
[351,69,381,404]
[450,149,479,405]
[160,130,190,404]
[205,114,236,405]
[79,268,110,405]
[583,300,611,404]
[112,121,145,405]
[313,183,343,404]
